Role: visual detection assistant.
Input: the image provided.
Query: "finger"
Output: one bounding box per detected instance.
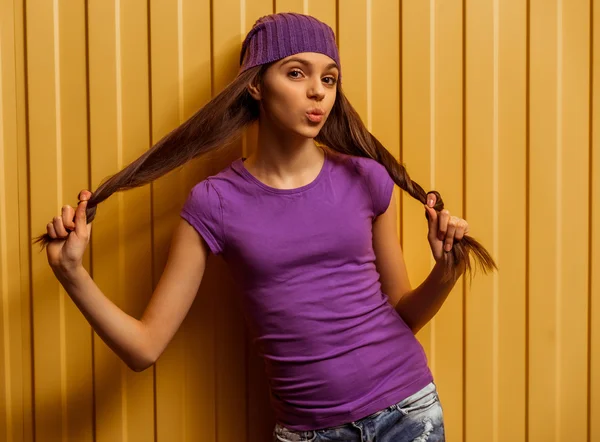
[62,205,75,230]
[53,216,69,238]
[455,220,468,241]
[74,200,89,238]
[47,222,57,239]
[424,204,438,230]
[445,217,458,251]
[78,189,91,202]
[438,210,450,241]
[426,192,436,208]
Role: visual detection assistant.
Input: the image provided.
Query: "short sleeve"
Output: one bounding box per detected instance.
[180,179,225,255]
[353,156,395,218]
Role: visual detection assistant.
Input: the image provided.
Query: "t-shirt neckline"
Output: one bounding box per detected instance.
[234,148,329,195]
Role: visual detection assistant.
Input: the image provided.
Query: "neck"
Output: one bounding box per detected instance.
[244,119,324,179]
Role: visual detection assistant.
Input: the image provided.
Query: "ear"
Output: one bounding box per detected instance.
[247,82,261,100]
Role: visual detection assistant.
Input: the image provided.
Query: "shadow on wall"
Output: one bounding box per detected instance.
[30,43,276,439]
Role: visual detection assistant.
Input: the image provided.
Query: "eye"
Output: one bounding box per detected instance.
[288,69,304,79]
[287,70,338,85]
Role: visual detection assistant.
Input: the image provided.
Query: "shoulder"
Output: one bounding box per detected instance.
[341,153,395,218]
[326,150,391,187]
[348,154,389,177]
[179,162,239,256]
[187,178,222,202]
[187,159,239,197]
[326,149,373,176]
[181,178,223,230]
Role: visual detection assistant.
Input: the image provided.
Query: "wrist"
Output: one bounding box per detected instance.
[54,264,89,286]
[431,257,460,286]
[433,251,466,273]
[432,259,447,277]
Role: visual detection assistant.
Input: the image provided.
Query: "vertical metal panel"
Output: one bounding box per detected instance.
[0,0,33,440]
[497,0,527,441]
[527,1,592,441]
[1,1,598,441]
[149,0,217,439]
[430,1,465,440]
[57,1,94,440]
[276,0,306,14]
[556,1,590,440]
[339,0,368,123]
[401,0,434,366]
[148,0,183,439]
[591,2,600,441]
[465,0,496,440]
[88,1,154,441]
[25,0,94,439]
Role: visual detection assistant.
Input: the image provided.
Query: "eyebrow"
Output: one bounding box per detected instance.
[280,57,339,72]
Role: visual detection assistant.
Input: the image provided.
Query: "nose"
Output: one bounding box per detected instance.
[307,78,326,100]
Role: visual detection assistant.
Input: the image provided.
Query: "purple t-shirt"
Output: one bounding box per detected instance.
[180,148,433,431]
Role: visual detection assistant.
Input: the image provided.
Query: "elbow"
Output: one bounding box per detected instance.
[409,323,423,335]
[128,363,145,373]
[127,322,159,372]
[402,316,420,335]
[127,341,158,372]
[127,354,156,372]
[394,305,421,335]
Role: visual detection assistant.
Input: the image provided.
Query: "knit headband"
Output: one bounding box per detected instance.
[238,12,342,83]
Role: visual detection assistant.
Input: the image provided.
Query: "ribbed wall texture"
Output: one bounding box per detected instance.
[0,0,598,441]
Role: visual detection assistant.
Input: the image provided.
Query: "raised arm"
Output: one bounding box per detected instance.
[373,190,466,334]
[46,190,210,372]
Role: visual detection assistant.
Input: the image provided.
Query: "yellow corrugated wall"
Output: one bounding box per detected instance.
[1,0,598,441]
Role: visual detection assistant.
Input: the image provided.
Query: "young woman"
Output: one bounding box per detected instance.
[37,12,496,442]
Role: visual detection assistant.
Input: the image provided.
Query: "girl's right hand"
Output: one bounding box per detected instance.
[46,189,93,275]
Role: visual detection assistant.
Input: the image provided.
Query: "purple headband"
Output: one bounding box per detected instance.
[239,12,342,83]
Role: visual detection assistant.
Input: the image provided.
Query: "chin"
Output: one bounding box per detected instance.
[292,123,324,139]
[301,128,322,139]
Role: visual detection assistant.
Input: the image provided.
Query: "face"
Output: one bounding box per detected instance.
[248,52,339,138]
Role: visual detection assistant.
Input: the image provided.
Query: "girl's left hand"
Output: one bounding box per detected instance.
[424,193,469,264]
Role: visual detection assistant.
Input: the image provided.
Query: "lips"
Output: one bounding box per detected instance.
[306,108,325,123]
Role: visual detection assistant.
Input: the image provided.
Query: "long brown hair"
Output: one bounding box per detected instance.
[34,63,497,284]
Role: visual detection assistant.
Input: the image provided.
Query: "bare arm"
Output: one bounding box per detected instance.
[138,219,210,366]
[393,261,459,333]
[372,189,412,309]
[373,190,460,334]
[56,267,153,371]
[47,195,210,372]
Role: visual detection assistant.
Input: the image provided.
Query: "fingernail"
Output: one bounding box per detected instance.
[445,243,452,252]
[428,198,434,207]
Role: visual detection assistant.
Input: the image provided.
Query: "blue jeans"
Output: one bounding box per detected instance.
[272,382,445,442]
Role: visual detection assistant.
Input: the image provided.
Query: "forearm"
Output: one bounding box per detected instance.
[54,266,153,371]
[394,260,461,334]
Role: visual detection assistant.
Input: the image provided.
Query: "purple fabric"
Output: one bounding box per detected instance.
[238,13,342,83]
[180,150,433,431]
